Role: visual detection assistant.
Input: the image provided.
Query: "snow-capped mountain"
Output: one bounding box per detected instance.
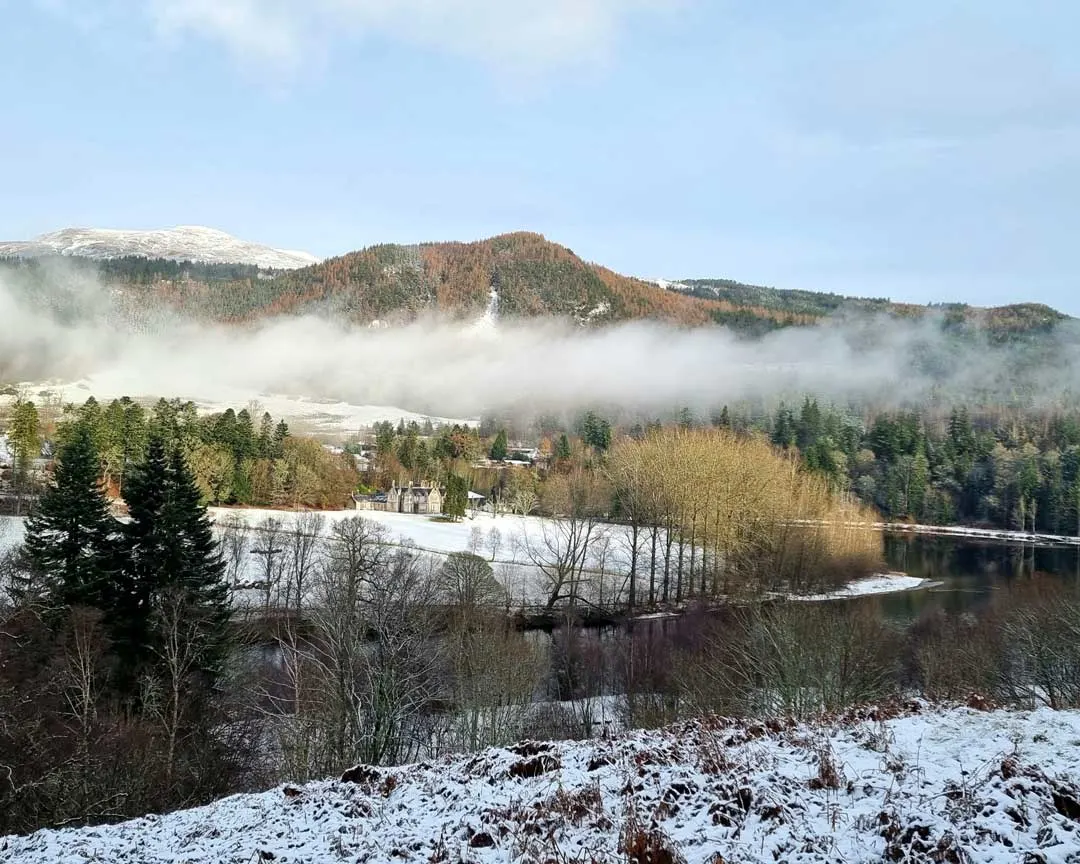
[0,226,319,270]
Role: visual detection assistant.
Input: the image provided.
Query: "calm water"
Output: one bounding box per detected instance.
[877,532,1080,619]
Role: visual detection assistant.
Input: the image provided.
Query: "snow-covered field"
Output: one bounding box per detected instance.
[1,509,927,605]
[212,508,625,605]
[212,507,587,564]
[5,705,1079,863]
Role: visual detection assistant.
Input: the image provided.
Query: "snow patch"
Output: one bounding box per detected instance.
[787,573,930,601]
[881,521,1080,547]
[0,226,320,270]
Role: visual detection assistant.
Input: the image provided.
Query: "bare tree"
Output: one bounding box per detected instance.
[281,511,325,613]
[251,516,287,611]
[506,468,539,517]
[61,609,106,806]
[144,590,205,786]
[217,514,251,587]
[486,526,502,562]
[272,518,444,775]
[522,468,609,610]
[437,552,504,619]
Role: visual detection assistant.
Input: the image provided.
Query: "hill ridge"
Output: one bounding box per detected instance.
[0,230,1068,336]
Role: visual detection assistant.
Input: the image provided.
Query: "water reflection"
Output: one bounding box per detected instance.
[878,532,1080,619]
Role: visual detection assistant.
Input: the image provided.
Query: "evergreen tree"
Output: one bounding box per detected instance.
[258,411,274,458]
[123,436,230,679]
[771,405,797,449]
[234,409,256,460]
[555,433,572,462]
[582,412,612,452]
[21,422,122,613]
[796,397,823,450]
[272,420,290,458]
[9,399,40,509]
[119,398,148,495]
[443,474,468,521]
[490,429,509,462]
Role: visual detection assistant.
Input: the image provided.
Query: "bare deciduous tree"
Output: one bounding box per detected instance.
[523,468,610,610]
[217,514,251,587]
[282,511,325,613]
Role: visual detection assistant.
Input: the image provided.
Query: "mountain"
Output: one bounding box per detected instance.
[4,706,1076,863]
[22,231,820,330]
[0,226,319,270]
[1,229,1069,339]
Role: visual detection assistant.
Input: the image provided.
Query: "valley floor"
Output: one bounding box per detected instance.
[3,705,1078,863]
[2,509,932,606]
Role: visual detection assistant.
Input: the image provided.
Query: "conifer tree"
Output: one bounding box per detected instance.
[9,399,40,512]
[258,411,274,457]
[443,474,468,521]
[272,420,289,458]
[490,429,509,462]
[21,421,121,613]
[555,433,572,462]
[124,436,230,678]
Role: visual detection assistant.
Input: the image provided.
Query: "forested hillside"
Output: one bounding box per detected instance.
[678,278,1071,339]
[2,233,1071,342]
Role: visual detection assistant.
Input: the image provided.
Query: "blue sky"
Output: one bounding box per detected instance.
[2,0,1078,312]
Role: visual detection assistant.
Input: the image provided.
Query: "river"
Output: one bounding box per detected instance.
[877,530,1080,619]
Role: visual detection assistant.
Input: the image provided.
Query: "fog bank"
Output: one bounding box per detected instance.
[2,265,1077,420]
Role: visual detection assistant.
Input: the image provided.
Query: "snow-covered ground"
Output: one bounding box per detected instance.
[5,705,1079,863]
[0,515,24,551]
[788,573,929,602]
[0,226,319,270]
[211,507,574,563]
[212,508,616,605]
[880,521,1080,547]
[1,509,926,605]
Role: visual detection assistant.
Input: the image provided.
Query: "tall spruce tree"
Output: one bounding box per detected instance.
[489,429,509,462]
[555,433,572,462]
[443,475,468,521]
[124,436,230,678]
[21,421,122,612]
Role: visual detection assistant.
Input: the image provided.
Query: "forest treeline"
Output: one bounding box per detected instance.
[10,387,1080,538]
[662,399,1076,535]
[2,395,359,511]
[354,401,1080,538]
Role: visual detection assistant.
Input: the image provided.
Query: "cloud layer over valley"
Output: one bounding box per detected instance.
[1,264,1077,424]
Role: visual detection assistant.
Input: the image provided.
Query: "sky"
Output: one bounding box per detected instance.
[2,0,1078,312]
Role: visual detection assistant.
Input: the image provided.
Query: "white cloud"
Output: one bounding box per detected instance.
[145,0,680,73]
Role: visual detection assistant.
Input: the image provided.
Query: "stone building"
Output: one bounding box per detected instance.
[352,482,443,514]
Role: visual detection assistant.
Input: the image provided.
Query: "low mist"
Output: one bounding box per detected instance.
[2,262,1078,421]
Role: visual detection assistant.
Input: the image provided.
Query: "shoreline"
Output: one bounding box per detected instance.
[880,521,1080,547]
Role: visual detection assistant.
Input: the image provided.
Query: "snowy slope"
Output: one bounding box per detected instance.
[0,226,319,270]
[4,706,1079,863]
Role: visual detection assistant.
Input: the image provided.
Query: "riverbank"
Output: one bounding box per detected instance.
[880,520,1080,547]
